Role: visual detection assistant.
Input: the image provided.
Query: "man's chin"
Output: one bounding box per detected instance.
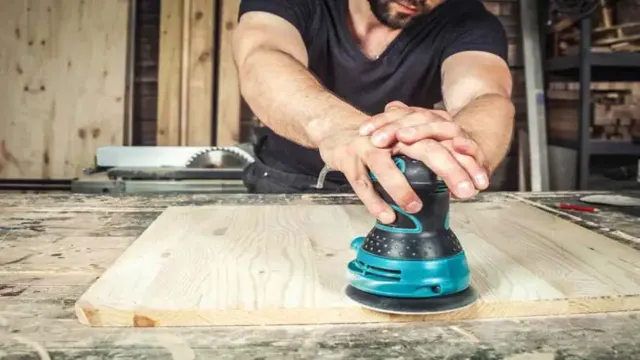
[378,12,415,29]
[384,15,414,29]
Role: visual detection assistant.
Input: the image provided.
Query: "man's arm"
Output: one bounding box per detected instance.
[440,50,515,175]
[355,50,513,195]
[233,11,421,222]
[232,12,369,148]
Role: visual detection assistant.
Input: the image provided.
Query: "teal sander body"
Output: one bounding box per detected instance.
[345,155,478,314]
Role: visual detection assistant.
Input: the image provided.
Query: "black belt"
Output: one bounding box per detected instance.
[241,138,352,194]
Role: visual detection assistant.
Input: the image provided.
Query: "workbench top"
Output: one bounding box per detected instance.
[1,190,639,359]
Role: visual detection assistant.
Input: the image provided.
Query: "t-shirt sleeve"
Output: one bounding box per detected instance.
[238,0,315,39]
[440,9,509,64]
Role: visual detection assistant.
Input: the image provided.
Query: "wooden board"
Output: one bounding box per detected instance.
[156,0,216,146]
[156,0,183,146]
[0,0,130,179]
[215,0,241,146]
[75,200,640,327]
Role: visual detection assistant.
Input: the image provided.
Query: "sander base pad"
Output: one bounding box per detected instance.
[345,285,478,315]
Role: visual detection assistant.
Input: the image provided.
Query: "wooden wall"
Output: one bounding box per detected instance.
[0,0,524,185]
[156,0,217,146]
[149,0,526,149]
[0,0,131,179]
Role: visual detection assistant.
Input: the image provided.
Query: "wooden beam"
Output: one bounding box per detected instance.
[187,0,215,146]
[180,0,191,145]
[215,0,241,146]
[157,0,216,146]
[157,0,183,146]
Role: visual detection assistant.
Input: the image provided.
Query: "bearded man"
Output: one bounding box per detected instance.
[232,0,515,224]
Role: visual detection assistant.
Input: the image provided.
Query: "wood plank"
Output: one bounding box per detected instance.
[157,0,184,146]
[179,0,191,145]
[157,0,216,146]
[0,0,129,179]
[186,0,215,145]
[75,200,640,327]
[215,0,241,145]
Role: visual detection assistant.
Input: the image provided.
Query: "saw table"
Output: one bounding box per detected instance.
[1,190,639,358]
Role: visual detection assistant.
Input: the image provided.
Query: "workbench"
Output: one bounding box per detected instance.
[1,190,639,359]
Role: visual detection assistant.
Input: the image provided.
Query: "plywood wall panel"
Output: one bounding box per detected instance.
[156,0,216,146]
[0,0,130,179]
[156,0,183,146]
[187,0,215,146]
[215,0,241,146]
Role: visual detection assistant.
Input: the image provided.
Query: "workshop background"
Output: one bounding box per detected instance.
[0,0,638,192]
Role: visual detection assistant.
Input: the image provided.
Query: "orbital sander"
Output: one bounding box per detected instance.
[346,155,478,314]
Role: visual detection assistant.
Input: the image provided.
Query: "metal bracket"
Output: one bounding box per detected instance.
[312,165,333,189]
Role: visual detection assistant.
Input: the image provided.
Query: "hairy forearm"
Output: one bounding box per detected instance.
[452,93,515,174]
[238,48,368,148]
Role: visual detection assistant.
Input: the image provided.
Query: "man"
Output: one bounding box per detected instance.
[232,0,515,224]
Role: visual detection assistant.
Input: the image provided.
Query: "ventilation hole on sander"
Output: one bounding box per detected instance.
[369,265,401,274]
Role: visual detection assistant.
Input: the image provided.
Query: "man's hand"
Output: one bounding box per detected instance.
[316,127,424,224]
[358,101,489,199]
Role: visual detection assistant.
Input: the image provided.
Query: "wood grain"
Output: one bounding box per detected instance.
[75,200,640,326]
[157,0,183,146]
[215,0,241,146]
[156,0,216,146]
[0,0,129,179]
[186,0,215,145]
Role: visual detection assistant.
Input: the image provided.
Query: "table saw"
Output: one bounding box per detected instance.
[68,145,256,194]
[1,188,639,358]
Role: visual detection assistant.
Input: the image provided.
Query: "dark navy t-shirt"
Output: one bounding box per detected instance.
[238,0,508,181]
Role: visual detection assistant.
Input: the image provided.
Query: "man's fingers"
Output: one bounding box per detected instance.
[385,100,408,111]
[359,108,414,136]
[396,140,476,199]
[360,104,453,137]
[395,121,463,144]
[451,151,489,190]
[431,109,453,121]
[344,159,396,224]
[452,137,484,164]
[369,111,444,147]
[447,137,489,189]
[363,149,422,214]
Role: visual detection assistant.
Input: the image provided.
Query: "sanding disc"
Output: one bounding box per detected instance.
[345,285,478,315]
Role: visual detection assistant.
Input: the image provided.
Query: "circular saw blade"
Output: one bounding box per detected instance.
[185,146,255,169]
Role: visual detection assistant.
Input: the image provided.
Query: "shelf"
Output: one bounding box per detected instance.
[548,52,640,70]
[548,138,640,155]
[590,140,640,155]
[546,52,640,81]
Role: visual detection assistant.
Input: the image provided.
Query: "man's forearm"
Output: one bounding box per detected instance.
[238,48,368,148]
[451,93,515,174]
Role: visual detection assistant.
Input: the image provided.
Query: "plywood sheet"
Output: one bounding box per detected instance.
[75,200,640,327]
[215,0,241,146]
[157,0,216,146]
[156,0,183,146]
[0,0,129,179]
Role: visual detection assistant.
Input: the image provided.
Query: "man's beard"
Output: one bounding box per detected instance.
[367,0,431,29]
